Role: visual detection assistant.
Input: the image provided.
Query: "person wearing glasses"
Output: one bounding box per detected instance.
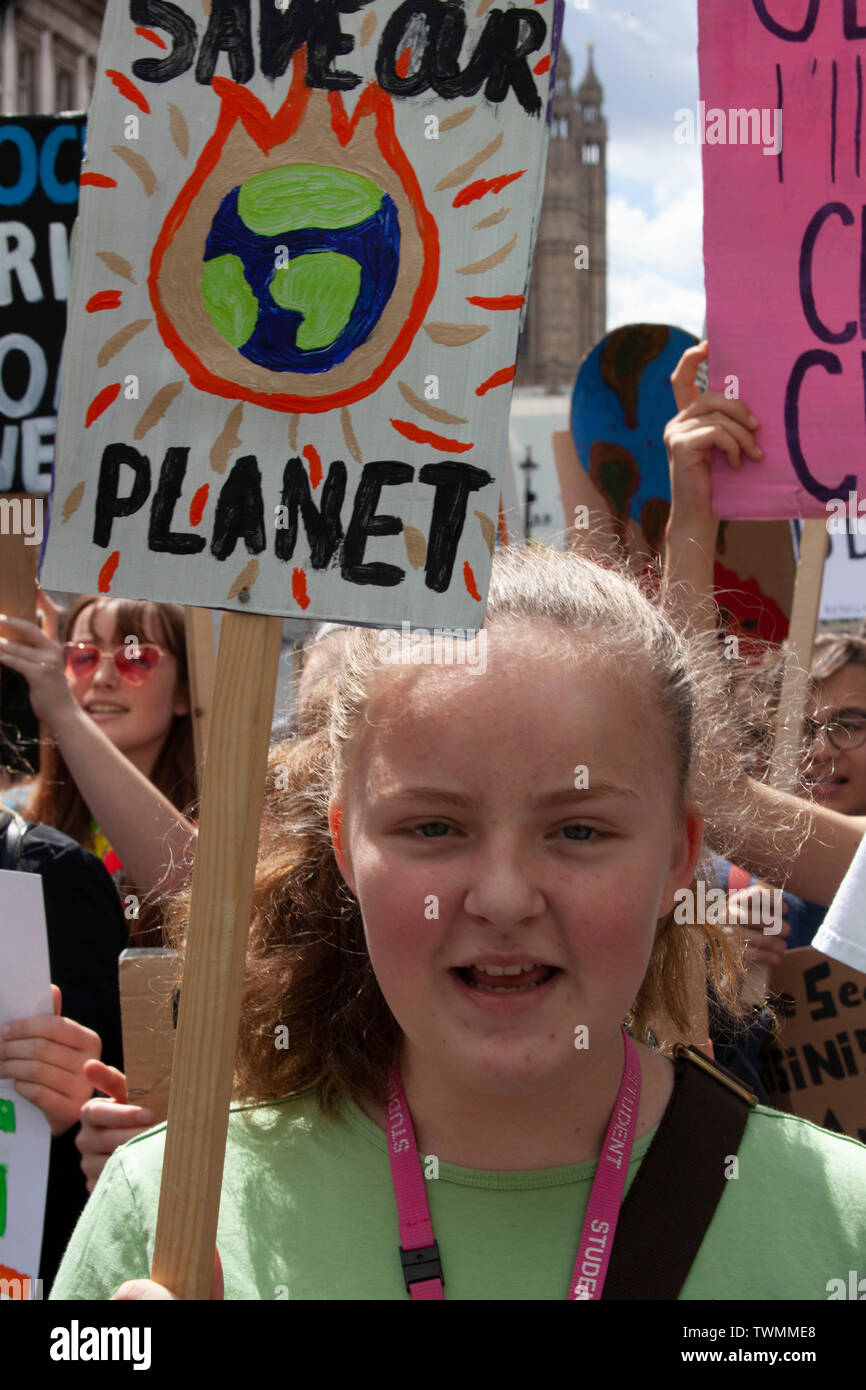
[72,620,356,1196]
[774,635,866,950]
[662,341,866,1099]
[802,636,866,818]
[0,595,198,920]
[0,595,197,1282]
[805,640,866,977]
[662,341,865,895]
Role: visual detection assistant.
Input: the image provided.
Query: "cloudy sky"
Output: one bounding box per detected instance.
[560,0,705,336]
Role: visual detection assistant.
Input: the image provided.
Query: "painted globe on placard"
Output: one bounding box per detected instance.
[202,163,400,375]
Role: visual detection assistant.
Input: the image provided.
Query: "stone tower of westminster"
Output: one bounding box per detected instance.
[516,43,607,390]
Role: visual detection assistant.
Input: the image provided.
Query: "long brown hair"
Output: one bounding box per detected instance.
[24,596,197,934]
[167,544,807,1112]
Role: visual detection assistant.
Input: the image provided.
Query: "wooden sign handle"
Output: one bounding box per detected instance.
[769,518,827,790]
[0,496,39,624]
[183,606,216,799]
[151,609,282,1299]
[740,518,827,1005]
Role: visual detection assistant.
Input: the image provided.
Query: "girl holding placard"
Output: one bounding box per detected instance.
[49,545,866,1300]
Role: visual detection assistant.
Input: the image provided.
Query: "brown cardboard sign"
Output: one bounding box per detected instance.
[119,948,178,1125]
[762,947,866,1144]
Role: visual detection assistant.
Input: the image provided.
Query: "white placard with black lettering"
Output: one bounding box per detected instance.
[42,1,562,627]
[0,869,52,1294]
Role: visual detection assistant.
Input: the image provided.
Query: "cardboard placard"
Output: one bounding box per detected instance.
[562,324,797,645]
[119,949,179,1126]
[762,947,866,1144]
[42,1,563,627]
[803,521,866,622]
[0,115,86,497]
[570,323,697,553]
[0,870,52,1297]
[699,2,866,519]
[768,518,826,790]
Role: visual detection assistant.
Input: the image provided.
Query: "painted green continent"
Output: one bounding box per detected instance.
[202,254,258,348]
[239,165,383,236]
[271,252,361,351]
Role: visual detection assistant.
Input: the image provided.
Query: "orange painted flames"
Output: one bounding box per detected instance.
[150,49,439,415]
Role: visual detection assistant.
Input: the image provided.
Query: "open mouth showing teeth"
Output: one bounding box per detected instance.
[453,964,559,993]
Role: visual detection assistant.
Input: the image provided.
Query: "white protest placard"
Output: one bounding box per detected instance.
[819,530,866,623]
[42,1,563,626]
[0,870,52,1297]
[791,518,866,623]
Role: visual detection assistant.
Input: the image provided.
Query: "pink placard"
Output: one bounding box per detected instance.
[699,1,866,521]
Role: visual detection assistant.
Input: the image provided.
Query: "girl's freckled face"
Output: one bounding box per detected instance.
[335,628,700,1095]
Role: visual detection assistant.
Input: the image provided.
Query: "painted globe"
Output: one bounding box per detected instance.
[202,163,400,374]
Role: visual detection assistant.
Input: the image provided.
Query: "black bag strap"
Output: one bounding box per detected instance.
[0,808,29,872]
[603,1045,756,1300]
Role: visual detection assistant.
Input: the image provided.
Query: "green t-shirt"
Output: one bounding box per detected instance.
[50,1091,866,1301]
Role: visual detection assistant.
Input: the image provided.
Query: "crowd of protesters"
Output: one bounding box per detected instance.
[1,344,865,1299]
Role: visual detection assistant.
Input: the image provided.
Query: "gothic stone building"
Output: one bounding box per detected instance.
[516,44,607,391]
[0,0,103,114]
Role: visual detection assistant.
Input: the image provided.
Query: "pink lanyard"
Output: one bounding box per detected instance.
[386,1024,642,1300]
